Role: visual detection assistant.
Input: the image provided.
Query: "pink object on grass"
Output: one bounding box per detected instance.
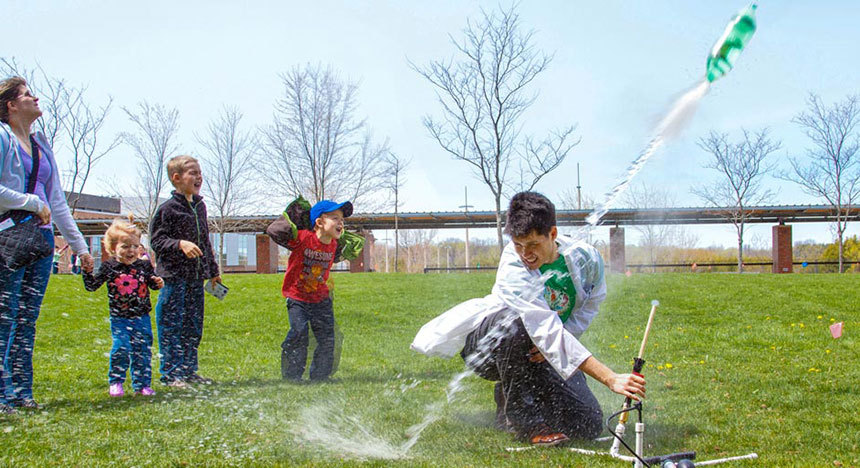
[829,321,843,339]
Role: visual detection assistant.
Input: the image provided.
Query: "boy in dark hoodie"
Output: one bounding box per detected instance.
[150,155,220,387]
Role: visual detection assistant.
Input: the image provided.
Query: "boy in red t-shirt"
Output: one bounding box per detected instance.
[271,199,352,381]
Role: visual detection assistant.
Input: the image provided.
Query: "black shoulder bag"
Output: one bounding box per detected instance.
[0,136,54,271]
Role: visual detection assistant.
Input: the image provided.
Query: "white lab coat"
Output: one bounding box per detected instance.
[411,236,606,380]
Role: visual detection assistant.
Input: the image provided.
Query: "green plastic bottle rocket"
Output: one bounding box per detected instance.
[706,4,757,82]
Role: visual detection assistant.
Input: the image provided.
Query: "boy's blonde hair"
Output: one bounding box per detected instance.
[103,216,141,253]
[166,155,199,183]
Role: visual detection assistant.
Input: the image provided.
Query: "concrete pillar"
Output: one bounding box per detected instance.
[349,230,375,273]
[609,227,626,274]
[255,234,280,274]
[772,224,793,273]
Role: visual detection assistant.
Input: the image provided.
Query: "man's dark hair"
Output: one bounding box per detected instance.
[504,191,556,237]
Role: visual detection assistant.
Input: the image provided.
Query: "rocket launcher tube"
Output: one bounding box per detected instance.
[619,300,659,424]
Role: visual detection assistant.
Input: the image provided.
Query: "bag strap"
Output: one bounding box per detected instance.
[26,134,41,195]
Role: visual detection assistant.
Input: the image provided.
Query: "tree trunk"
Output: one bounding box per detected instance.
[837,224,845,273]
[736,223,744,274]
[394,194,399,273]
[218,230,225,272]
[495,195,504,255]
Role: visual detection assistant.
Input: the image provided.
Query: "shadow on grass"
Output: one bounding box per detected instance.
[40,380,254,413]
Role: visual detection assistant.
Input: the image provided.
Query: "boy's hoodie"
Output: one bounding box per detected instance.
[150,191,219,280]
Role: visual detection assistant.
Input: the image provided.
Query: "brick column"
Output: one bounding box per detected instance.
[772,224,793,273]
[255,234,280,274]
[609,227,626,274]
[349,230,375,273]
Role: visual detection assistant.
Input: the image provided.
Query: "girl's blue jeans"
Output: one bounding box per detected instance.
[109,315,153,390]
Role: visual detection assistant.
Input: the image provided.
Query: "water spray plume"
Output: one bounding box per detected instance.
[706,4,758,83]
[584,5,759,229]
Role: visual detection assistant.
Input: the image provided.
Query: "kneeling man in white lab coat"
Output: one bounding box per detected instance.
[412,191,645,446]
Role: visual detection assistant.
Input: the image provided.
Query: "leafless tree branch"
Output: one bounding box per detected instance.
[693,128,781,272]
[779,93,860,272]
[411,5,577,253]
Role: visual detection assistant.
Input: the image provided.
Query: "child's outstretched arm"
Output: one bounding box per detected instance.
[266,213,299,249]
[82,263,109,292]
[142,262,164,290]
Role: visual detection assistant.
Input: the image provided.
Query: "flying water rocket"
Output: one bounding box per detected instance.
[583,4,760,227]
[706,4,757,82]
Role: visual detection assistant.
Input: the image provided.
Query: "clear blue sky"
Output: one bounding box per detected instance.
[6,1,859,247]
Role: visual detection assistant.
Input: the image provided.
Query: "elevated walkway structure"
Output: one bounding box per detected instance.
[71,204,858,274]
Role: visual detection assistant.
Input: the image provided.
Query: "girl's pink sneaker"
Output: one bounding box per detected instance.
[109,383,124,397]
[135,387,156,396]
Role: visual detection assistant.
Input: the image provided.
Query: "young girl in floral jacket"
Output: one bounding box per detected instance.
[83,219,163,397]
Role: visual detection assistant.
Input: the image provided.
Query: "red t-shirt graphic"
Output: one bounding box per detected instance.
[281,230,337,303]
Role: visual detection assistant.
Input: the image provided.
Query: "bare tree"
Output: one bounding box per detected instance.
[63,93,120,213]
[693,128,781,273]
[384,152,410,272]
[622,182,678,272]
[400,229,438,273]
[120,101,181,230]
[782,94,860,273]
[1,58,68,148]
[413,5,579,253]
[196,105,257,271]
[2,58,117,211]
[558,187,596,211]
[259,64,388,207]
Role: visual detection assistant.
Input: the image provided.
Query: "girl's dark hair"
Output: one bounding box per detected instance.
[0,77,27,123]
[504,191,556,237]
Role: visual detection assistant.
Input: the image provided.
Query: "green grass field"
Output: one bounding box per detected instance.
[1,272,857,467]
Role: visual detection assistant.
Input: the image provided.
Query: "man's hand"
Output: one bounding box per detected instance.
[528,345,546,363]
[579,356,647,400]
[36,205,51,225]
[152,276,164,289]
[79,253,94,273]
[607,373,646,401]
[179,240,202,258]
[211,275,222,285]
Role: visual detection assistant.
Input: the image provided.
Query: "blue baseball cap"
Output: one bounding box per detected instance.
[310,200,353,226]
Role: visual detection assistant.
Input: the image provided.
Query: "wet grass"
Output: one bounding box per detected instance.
[1,272,857,467]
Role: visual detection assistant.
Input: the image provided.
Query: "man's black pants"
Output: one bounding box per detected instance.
[461,310,603,439]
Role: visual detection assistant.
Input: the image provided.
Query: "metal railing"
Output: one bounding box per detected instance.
[423,266,499,273]
[422,261,858,273]
[627,260,857,271]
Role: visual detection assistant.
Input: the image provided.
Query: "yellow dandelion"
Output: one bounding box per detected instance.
[665,363,673,369]
[699,360,705,364]
[808,367,816,372]
[765,316,771,320]
[830,318,835,322]
[770,346,776,351]
[657,365,664,370]
[799,323,805,328]
[624,335,629,339]
[825,349,831,354]
[817,315,823,320]
[790,323,796,327]
[609,344,616,349]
